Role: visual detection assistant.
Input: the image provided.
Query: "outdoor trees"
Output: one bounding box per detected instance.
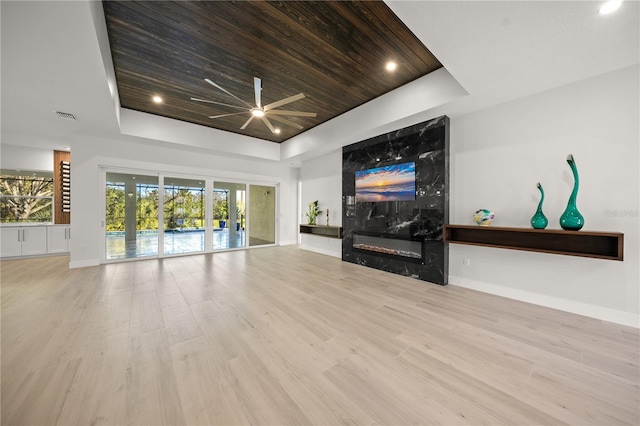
[164,187,205,229]
[105,185,125,231]
[105,183,234,231]
[105,183,159,231]
[212,190,228,225]
[0,174,54,222]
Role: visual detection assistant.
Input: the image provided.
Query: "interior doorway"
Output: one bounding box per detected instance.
[248,184,276,246]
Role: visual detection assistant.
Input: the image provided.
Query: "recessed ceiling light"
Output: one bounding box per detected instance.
[152,95,163,103]
[251,109,265,117]
[274,128,281,134]
[599,0,622,14]
[385,61,397,72]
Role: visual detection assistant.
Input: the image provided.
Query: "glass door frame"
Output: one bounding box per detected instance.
[160,173,210,257]
[212,180,248,251]
[101,167,161,263]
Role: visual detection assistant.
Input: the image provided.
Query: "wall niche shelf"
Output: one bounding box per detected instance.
[300,224,343,239]
[443,225,623,261]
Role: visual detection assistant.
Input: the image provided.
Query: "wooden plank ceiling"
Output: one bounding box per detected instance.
[103,1,442,143]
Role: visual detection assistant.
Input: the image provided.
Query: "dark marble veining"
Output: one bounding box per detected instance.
[342,116,449,285]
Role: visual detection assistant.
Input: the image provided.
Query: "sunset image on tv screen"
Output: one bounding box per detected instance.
[355,162,416,202]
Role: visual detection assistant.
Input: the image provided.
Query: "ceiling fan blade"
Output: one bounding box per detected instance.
[208,112,248,119]
[204,78,253,107]
[190,97,247,111]
[266,110,316,117]
[240,115,255,130]
[261,116,276,133]
[263,93,305,111]
[254,77,262,109]
[268,115,303,130]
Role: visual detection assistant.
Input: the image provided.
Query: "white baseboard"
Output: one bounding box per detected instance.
[279,240,298,246]
[449,276,640,329]
[69,258,100,269]
[300,245,341,258]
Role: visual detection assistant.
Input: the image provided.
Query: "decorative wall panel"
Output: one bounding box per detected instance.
[342,116,449,285]
[53,150,70,224]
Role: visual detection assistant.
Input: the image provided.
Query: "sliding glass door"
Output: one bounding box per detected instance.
[105,172,159,260]
[163,177,205,255]
[212,181,246,250]
[104,170,276,261]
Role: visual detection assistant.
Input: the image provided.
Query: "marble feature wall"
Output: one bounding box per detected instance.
[342,116,449,285]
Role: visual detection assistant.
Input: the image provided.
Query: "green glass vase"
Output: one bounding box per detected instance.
[559,154,584,231]
[530,182,548,229]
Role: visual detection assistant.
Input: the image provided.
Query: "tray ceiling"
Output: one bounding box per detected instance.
[102,1,442,143]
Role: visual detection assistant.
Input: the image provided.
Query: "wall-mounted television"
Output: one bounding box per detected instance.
[355,161,416,202]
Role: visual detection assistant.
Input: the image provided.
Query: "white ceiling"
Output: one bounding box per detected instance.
[388,0,639,113]
[1,1,638,159]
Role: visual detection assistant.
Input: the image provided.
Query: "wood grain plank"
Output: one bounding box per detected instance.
[169,336,252,425]
[2,358,81,425]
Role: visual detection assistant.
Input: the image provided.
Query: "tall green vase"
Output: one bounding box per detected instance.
[531,182,548,229]
[559,154,584,231]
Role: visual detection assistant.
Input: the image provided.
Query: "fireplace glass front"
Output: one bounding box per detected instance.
[353,233,423,262]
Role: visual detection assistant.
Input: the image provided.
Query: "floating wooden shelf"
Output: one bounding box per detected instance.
[300,224,343,239]
[443,225,623,261]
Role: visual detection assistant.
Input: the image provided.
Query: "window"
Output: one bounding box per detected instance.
[105,179,159,231]
[0,169,54,223]
[105,173,160,259]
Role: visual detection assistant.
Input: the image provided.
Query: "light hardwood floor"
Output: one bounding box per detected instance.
[1,246,638,425]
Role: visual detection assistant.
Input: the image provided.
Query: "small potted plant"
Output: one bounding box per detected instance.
[306,200,320,225]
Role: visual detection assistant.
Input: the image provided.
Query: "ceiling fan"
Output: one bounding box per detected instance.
[191,77,316,134]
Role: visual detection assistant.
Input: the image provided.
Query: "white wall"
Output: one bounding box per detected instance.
[0,144,53,171]
[300,149,343,257]
[449,65,639,327]
[69,134,298,267]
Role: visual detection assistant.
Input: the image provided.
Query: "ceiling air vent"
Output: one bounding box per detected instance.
[55,111,77,121]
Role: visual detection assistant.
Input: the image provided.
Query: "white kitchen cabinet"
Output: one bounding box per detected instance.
[1,226,48,257]
[21,227,47,255]
[47,225,71,254]
[1,228,22,257]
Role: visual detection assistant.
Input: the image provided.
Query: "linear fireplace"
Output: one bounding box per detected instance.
[353,233,423,263]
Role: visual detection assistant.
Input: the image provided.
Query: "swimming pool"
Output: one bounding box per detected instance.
[105,229,245,259]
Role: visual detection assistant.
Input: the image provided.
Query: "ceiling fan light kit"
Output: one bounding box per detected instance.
[192,76,317,135]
